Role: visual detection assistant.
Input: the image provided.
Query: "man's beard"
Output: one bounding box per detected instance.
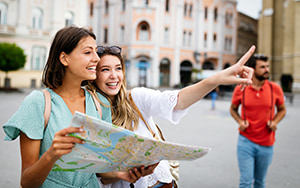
[255,72,269,81]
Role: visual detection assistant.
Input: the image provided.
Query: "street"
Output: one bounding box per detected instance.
[1,89,299,187]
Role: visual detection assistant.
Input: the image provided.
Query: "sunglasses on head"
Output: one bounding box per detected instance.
[97,46,122,55]
[254,54,268,61]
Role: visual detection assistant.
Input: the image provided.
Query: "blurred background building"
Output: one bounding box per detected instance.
[0,0,90,88]
[236,12,258,60]
[93,0,237,88]
[258,0,300,93]
[0,0,299,92]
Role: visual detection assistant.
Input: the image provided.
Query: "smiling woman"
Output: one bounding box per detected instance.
[2,26,112,188]
[94,55,124,100]
[85,45,256,188]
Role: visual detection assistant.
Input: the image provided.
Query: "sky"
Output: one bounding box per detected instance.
[236,0,262,19]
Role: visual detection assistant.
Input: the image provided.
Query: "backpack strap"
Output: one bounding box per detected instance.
[41,89,103,131]
[128,91,161,140]
[42,89,51,129]
[155,124,165,141]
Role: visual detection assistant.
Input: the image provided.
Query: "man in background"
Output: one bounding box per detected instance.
[230,54,286,188]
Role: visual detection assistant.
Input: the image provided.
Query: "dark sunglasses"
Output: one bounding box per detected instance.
[97,46,122,55]
[254,53,268,61]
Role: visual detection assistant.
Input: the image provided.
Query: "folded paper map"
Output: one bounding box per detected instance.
[52,111,210,173]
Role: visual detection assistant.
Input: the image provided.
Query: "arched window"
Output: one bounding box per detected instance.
[137,22,150,41]
[32,8,43,29]
[0,2,8,25]
[180,61,192,86]
[202,60,214,70]
[65,11,74,27]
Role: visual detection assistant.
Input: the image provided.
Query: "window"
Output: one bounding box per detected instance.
[160,58,170,86]
[32,8,43,29]
[213,33,217,48]
[213,33,217,42]
[138,22,150,41]
[189,4,193,17]
[184,3,187,16]
[90,2,94,16]
[120,26,125,43]
[138,60,147,87]
[104,28,108,43]
[204,7,208,20]
[0,2,7,25]
[188,32,192,46]
[31,46,46,70]
[164,27,169,44]
[105,0,109,14]
[65,11,74,27]
[183,31,187,46]
[204,33,207,47]
[122,0,126,11]
[214,7,218,21]
[225,37,232,51]
[165,0,169,12]
[225,12,233,26]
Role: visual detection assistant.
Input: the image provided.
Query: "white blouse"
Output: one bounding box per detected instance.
[99,87,188,188]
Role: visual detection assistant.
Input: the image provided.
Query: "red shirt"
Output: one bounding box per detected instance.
[231,80,285,146]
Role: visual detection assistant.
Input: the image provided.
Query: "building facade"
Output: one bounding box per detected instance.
[258,0,300,92]
[93,0,238,88]
[0,0,238,89]
[0,0,91,88]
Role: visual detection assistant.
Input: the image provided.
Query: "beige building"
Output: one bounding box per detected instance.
[258,0,300,92]
[0,0,92,88]
[93,0,238,88]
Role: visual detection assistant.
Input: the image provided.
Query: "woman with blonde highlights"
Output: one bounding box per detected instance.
[87,45,255,188]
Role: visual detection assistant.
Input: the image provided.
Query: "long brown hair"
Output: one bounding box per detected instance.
[86,47,139,131]
[42,26,96,89]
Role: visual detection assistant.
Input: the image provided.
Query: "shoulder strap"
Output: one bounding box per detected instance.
[87,90,102,119]
[42,89,103,131]
[128,91,161,140]
[155,124,165,141]
[42,89,51,130]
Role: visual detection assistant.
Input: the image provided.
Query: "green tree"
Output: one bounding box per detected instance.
[0,42,26,88]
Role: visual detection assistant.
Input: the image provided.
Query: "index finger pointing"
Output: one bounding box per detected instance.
[237,45,256,66]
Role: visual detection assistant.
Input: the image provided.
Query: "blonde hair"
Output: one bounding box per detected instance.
[86,49,139,131]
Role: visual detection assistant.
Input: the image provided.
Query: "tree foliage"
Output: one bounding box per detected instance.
[0,42,26,75]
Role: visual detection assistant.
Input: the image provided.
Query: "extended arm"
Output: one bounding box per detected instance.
[174,46,255,110]
[20,127,85,188]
